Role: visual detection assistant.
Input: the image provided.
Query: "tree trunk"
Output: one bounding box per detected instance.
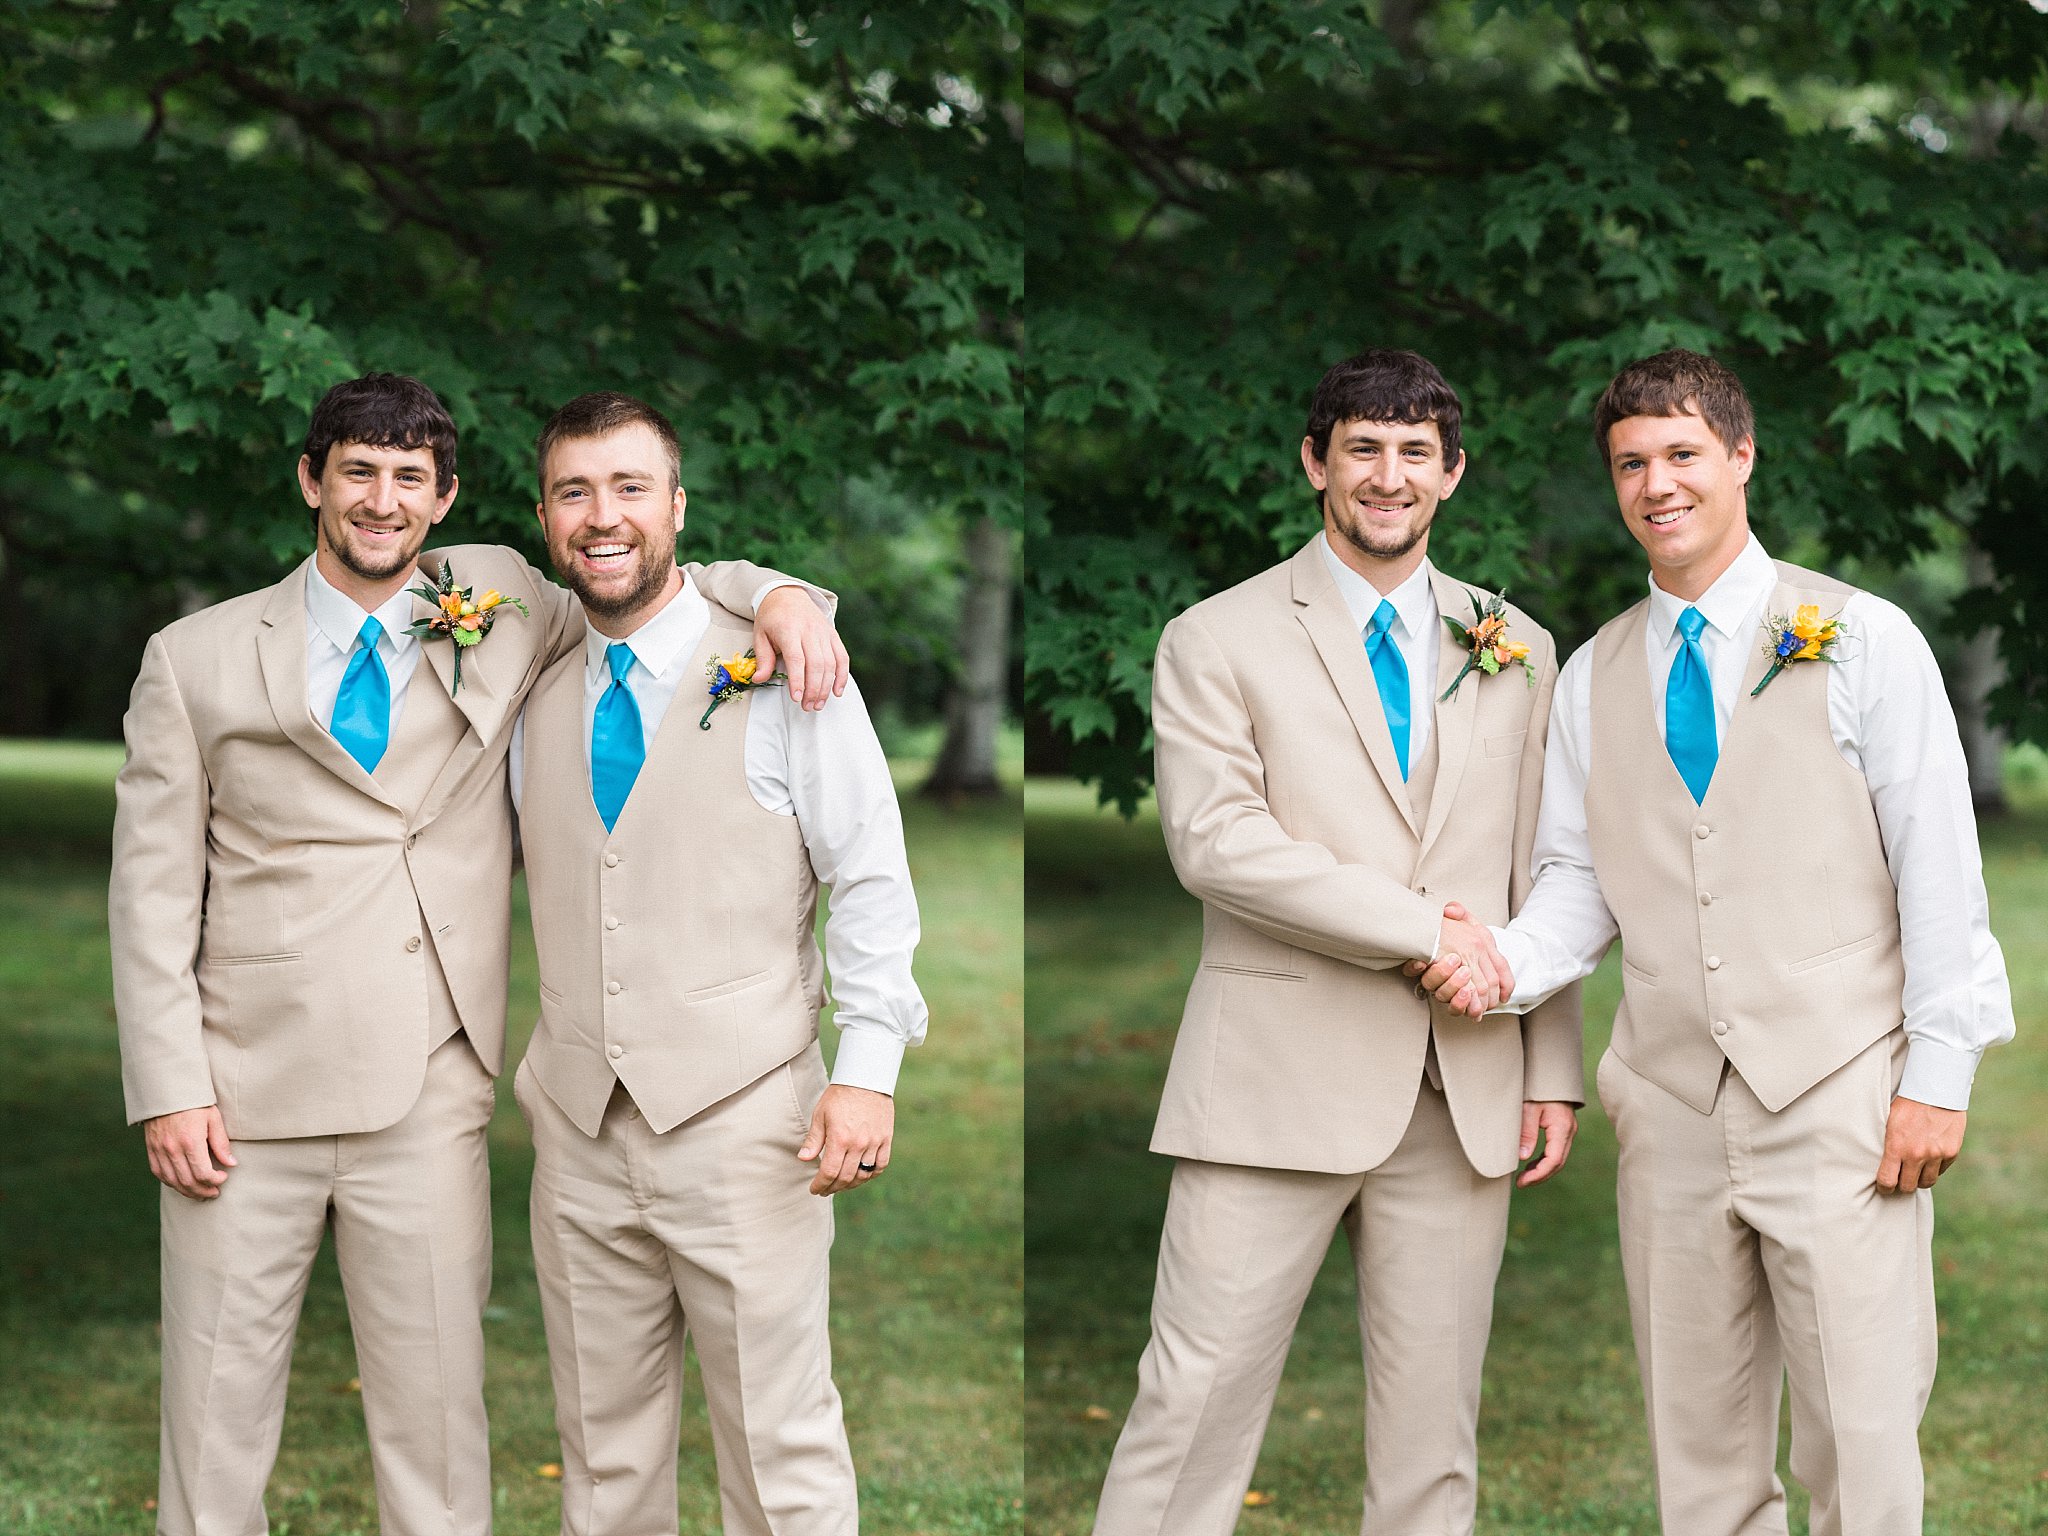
[921,514,1013,800]
[1954,542,2009,815]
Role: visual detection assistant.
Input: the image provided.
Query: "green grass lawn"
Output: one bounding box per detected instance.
[0,737,1022,1536]
[1025,776,2048,1536]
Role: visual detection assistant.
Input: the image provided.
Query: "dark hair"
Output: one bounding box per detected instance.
[1305,349,1463,468]
[537,392,682,498]
[1592,349,1755,460]
[301,373,458,497]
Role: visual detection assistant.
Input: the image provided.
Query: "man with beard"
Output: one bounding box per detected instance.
[506,391,926,1536]
[1089,349,1581,1536]
[109,373,843,1536]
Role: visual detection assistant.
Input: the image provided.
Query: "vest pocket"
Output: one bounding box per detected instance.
[685,967,773,1004]
[1786,930,1883,975]
[1620,954,1658,985]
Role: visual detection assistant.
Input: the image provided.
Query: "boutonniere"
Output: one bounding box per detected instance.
[405,561,529,696]
[700,649,787,729]
[1440,592,1536,701]
[1751,604,1846,696]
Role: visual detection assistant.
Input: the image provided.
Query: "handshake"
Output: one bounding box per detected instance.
[1405,901,1515,1019]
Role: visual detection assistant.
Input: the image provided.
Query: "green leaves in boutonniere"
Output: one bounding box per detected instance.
[403,560,528,696]
[1440,591,1537,702]
[1751,604,1847,697]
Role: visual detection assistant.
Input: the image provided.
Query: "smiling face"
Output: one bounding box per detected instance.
[535,421,686,636]
[300,440,456,603]
[1605,407,1754,600]
[1303,417,1465,588]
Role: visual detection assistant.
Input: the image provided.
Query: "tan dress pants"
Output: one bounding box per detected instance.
[1599,1031,1937,1536]
[156,1033,496,1536]
[1092,1078,1513,1536]
[515,1042,856,1536]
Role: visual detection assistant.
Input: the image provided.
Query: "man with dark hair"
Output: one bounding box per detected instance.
[1091,348,1583,1535]
[507,392,924,1536]
[1420,347,2014,1534]
[109,372,846,1536]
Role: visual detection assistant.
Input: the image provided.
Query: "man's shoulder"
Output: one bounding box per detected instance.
[149,577,287,660]
[1167,557,1295,640]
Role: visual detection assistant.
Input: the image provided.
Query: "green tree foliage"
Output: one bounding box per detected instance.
[0,0,1022,732]
[1022,0,2048,809]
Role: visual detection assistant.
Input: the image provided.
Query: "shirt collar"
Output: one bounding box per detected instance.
[1317,532,1438,640]
[582,569,705,686]
[1647,534,1776,644]
[305,558,418,655]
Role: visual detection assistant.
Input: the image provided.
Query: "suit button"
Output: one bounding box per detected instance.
[606,980,622,995]
[1712,1019,1730,1037]
[1699,891,1713,907]
[1695,824,1710,840]
[605,916,619,931]
[1707,955,1722,970]
[607,1044,623,1060]
[604,853,620,868]
[405,936,422,953]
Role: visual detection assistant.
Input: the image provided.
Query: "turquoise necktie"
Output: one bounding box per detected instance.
[330,616,391,773]
[1666,606,1718,803]
[1365,599,1411,781]
[590,642,646,832]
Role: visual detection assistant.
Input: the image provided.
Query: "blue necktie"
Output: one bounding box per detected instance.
[1365,599,1411,782]
[590,642,646,832]
[1666,606,1718,803]
[330,616,391,773]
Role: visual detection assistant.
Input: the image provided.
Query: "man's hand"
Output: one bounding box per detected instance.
[1877,1096,1966,1193]
[1405,901,1512,1019]
[144,1106,236,1200]
[754,586,850,713]
[1516,1101,1577,1187]
[798,1084,894,1196]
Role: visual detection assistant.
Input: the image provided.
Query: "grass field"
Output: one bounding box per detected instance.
[1025,775,2048,1536]
[0,737,1022,1536]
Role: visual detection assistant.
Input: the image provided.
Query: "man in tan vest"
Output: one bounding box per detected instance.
[109,372,843,1536]
[508,391,926,1536]
[1420,350,2015,1534]
[1090,350,1584,1536]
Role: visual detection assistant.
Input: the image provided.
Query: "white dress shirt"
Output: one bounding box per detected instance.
[1317,533,1441,768]
[304,560,425,733]
[1493,535,2014,1109]
[510,574,928,1096]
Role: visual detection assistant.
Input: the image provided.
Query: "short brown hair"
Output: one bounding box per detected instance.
[1592,349,1755,461]
[1306,349,1462,467]
[303,373,458,498]
[536,391,681,497]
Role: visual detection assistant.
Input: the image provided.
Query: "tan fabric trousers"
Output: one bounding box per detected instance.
[156,1033,496,1536]
[1599,1032,1937,1536]
[1092,1079,1512,1536]
[516,1043,856,1536]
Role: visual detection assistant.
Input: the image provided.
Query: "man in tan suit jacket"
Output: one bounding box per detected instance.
[1091,350,1584,1536]
[109,373,843,1536]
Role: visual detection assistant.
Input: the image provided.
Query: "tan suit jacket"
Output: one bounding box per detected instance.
[109,545,786,1140]
[1150,541,1582,1178]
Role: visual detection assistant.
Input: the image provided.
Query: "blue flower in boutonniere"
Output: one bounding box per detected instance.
[1440,592,1537,702]
[404,560,528,695]
[700,648,787,729]
[1751,604,1846,697]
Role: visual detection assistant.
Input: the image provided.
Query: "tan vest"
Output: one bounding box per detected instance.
[1584,561,1905,1114]
[517,603,824,1137]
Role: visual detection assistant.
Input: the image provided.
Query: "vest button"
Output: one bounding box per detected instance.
[606,980,622,995]
[605,916,620,931]
[1706,955,1722,970]
[406,832,419,850]
[604,852,620,868]
[607,1044,623,1059]
[1698,891,1713,906]
[1695,824,1710,839]
[405,936,422,953]
[1712,1019,1730,1036]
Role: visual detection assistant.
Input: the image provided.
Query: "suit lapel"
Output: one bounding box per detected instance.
[1290,543,1420,837]
[1418,566,1479,856]
[255,559,401,809]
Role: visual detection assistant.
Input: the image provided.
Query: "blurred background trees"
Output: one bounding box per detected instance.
[1020,0,2048,811]
[0,0,1024,786]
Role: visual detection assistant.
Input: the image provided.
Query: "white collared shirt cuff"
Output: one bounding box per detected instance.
[1897,1037,1980,1111]
[1487,925,1539,1015]
[830,1026,905,1096]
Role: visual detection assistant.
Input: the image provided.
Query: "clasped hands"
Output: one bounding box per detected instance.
[1406,900,1513,1019]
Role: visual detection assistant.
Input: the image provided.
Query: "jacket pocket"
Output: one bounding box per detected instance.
[685,967,774,1004]
[1484,730,1527,758]
[1201,961,1306,983]
[206,950,304,968]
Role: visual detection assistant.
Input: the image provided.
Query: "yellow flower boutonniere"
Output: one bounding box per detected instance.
[1751,604,1847,697]
[700,648,787,728]
[404,560,528,695]
[1440,592,1536,702]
